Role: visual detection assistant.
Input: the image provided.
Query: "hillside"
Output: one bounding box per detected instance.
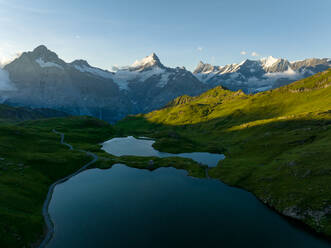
[0,106,207,247]
[116,69,331,237]
[0,113,118,247]
[0,104,67,123]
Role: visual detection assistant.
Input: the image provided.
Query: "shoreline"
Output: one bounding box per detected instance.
[36,132,330,247]
[38,130,99,248]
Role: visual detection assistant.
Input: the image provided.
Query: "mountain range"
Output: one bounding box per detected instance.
[0,45,329,122]
[194,56,331,92]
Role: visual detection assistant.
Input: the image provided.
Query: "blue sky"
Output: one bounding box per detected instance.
[0,0,330,71]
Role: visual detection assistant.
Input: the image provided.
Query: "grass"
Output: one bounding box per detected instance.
[0,121,91,247]
[0,116,116,247]
[0,115,207,247]
[95,154,207,178]
[116,69,331,237]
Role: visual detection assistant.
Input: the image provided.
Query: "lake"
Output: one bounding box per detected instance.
[45,137,330,248]
[101,136,225,167]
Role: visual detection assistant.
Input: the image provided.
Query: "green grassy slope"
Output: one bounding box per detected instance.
[0,116,115,247]
[0,108,206,247]
[0,104,67,123]
[116,69,331,237]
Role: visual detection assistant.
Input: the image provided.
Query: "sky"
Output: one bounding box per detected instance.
[0,0,330,71]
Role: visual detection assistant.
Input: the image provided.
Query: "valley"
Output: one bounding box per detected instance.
[0,115,211,247]
[0,66,330,247]
[1,1,330,247]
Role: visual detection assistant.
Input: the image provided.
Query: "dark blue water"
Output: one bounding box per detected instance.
[101,136,225,167]
[47,164,330,248]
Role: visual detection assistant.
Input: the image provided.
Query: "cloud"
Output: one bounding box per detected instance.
[0,46,19,93]
[0,60,7,68]
[0,51,22,68]
[265,67,301,80]
[240,51,247,55]
[197,46,203,52]
[251,51,259,57]
[0,68,15,91]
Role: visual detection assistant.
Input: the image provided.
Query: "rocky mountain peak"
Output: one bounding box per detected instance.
[131,53,164,71]
[31,45,59,62]
[33,45,49,53]
[238,59,260,67]
[291,58,331,69]
[260,56,279,68]
[193,61,216,74]
[71,59,90,67]
[4,45,65,72]
[262,58,290,73]
[149,52,159,60]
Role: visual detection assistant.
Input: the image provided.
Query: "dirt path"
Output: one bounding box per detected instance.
[38,129,99,248]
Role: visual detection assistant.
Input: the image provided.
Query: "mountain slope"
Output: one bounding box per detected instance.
[3,45,129,122]
[0,103,68,123]
[2,45,329,122]
[194,57,331,93]
[114,53,207,112]
[2,46,206,122]
[117,69,331,237]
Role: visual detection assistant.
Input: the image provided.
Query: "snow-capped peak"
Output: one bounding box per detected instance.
[260,56,279,68]
[238,59,247,66]
[131,53,163,70]
[197,61,205,67]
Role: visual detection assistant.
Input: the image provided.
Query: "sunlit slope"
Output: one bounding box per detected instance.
[143,69,331,126]
[117,69,331,237]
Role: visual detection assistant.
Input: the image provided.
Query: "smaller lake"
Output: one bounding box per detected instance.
[101,136,225,167]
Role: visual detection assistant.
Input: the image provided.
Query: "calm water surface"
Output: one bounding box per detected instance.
[46,137,330,248]
[101,136,225,167]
